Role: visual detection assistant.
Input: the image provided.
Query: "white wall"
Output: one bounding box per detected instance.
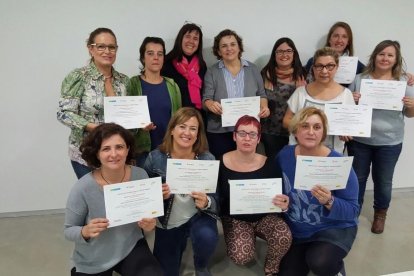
[1,0,413,214]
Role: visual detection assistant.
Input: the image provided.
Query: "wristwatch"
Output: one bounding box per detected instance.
[324,196,334,207]
[202,196,212,210]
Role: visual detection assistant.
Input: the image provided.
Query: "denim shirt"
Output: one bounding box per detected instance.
[143,149,219,229]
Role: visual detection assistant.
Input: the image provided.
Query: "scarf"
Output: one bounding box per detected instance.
[172,56,202,109]
[264,68,307,90]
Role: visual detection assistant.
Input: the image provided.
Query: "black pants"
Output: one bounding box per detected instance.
[279,241,347,276]
[207,132,236,160]
[71,238,162,276]
[261,133,289,160]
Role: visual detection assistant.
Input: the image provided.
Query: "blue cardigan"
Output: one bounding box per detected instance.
[276,145,359,239]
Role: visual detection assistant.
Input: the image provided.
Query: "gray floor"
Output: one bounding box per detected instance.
[1,190,413,276]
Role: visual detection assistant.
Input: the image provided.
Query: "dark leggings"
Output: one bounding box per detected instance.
[71,238,163,276]
[279,241,347,276]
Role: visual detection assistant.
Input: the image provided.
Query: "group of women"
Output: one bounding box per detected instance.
[58,21,414,276]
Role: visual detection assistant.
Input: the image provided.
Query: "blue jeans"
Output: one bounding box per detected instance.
[70,160,92,179]
[347,141,402,210]
[153,213,218,276]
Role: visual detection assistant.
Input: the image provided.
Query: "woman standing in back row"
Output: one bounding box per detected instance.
[57,28,129,179]
[162,22,207,112]
[128,37,181,167]
[305,21,365,87]
[203,29,269,159]
[261,37,307,159]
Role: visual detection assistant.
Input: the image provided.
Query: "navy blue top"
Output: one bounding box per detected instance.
[276,145,359,241]
[141,78,171,150]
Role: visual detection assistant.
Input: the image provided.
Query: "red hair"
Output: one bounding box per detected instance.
[234,115,261,137]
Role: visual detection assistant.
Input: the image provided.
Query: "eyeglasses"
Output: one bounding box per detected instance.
[275,49,294,55]
[313,63,336,71]
[235,131,259,139]
[90,43,118,53]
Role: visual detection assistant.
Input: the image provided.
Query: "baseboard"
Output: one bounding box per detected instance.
[0,208,65,218]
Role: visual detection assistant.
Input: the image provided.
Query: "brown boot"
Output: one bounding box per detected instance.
[371,208,388,234]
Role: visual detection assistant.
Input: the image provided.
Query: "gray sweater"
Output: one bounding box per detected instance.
[202,60,266,133]
[64,166,148,274]
[349,74,414,145]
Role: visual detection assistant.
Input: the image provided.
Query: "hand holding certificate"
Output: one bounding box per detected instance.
[229,178,282,214]
[104,96,151,129]
[166,159,220,194]
[104,177,164,228]
[294,156,353,190]
[359,79,407,111]
[325,104,372,137]
[221,96,260,127]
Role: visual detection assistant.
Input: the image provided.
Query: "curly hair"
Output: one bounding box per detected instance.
[80,123,136,169]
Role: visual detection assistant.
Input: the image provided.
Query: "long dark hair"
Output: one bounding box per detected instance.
[165,23,206,71]
[261,37,306,87]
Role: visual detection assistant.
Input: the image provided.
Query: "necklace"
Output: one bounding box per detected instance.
[104,75,113,81]
[100,166,126,185]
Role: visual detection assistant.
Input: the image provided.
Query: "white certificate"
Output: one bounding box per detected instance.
[359,79,407,111]
[166,159,220,194]
[325,104,372,137]
[221,96,260,127]
[104,177,164,228]
[294,156,353,190]
[104,96,151,129]
[229,178,282,215]
[334,56,359,84]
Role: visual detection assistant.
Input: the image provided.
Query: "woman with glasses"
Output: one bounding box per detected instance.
[260,37,307,159]
[162,22,206,112]
[217,115,292,276]
[203,29,270,159]
[283,47,355,153]
[277,107,359,276]
[127,37,181,167]
[347,40,414,234]
[143,107,218,276]
[57,27,129,179]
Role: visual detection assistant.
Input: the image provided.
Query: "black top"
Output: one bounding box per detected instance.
[162,57,207,109]
[217,156,282,222]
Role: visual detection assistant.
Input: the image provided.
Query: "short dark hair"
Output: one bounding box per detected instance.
[212,29,244,60]
[261,37,306,87]
[139,37,166,74]
[80,123,136,169]
[165,23,206,71]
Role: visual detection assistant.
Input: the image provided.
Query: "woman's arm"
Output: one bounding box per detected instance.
[323,168,359,220]
[203,68,223,115]
[57,69,90,130]
[283,108,295,129]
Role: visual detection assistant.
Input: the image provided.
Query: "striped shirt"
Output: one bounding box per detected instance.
[219,59,249,98]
